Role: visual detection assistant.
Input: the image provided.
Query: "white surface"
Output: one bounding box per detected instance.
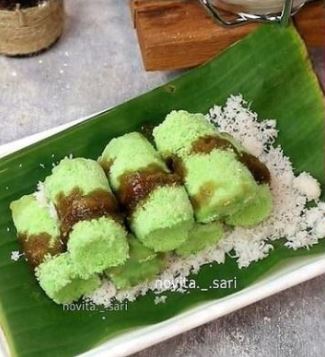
[0,122,324,357]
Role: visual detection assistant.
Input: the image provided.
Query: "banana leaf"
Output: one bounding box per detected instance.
[0,24,324,357]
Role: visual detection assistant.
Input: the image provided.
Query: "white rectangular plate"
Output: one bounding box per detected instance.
[1,116,324,357]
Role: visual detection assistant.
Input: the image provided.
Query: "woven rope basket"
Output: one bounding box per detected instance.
[0,0,64,56]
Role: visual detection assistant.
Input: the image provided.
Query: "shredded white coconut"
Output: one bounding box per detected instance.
[34,181,58,221]
[209,95,324,262]
[154,295,167,304]
[87,95,325,306]
[11,251,24,262]
[86,280,117,307]
[293,172,321,201]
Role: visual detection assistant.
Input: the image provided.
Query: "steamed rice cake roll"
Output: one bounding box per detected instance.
[99,132,194,252]
[36,253,101,304]
[68,217,129,278]
[226,184,273,227]
[106,235,165,289]
[10,194,63,267]
[176,222,224,257]
[153,110,217,159]
[153,110,271,223]
[44,158,129,276]
[44,158,121,238]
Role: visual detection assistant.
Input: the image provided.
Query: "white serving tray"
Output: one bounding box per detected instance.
[0,115,324,357]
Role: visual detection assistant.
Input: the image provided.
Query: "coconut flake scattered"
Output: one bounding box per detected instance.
[86,280,116,307]
[293,172,321,201]
[316,220,325,239]
[209,95,324,263]
[34,181,47,207]
[87,95,325,306]
[154,295,167,304]
[87,246,226,307]
[62,154,74,160]
[34,181,58,220]
[11,251,24,261]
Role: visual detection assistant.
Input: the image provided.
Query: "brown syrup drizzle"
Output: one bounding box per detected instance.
[56,188,121,239]
[166,156,187,181]
[191,135,235,155]
[19,233,63,267]
[238,152,271,185]
[190,181,217,211]
[118,164,181,214]
[166,134,271,210]
[190,135,271,185]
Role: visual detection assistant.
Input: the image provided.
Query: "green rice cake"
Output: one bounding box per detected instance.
[106,235,165,289]
[36,253,100,304]
[44,158,110,203]
[10,194,63,266]
[153,110,262,223]
[184,150,257,222]
[67,217,129,278]
[226,184,273,227]
[99,132,194,252]
[176,222,224,257]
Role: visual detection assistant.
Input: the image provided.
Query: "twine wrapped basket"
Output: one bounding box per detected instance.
[0,0,64,56]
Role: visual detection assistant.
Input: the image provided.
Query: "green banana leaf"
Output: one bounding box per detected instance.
[0,24,324,357]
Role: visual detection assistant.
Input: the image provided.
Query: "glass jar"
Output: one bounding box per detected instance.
[211,0,307,15]
[200,0,312,26]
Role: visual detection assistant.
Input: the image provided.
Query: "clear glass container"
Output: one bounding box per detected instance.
[211,0,307,15]
[200,0,312,26]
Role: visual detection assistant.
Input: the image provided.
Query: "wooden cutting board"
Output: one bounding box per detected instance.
[130,0,325,71]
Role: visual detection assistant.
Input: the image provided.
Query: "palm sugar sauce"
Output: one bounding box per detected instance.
[118,164,182,214]
[191,135,271,185]
[18,232,63,267]
[56,188,122,239]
